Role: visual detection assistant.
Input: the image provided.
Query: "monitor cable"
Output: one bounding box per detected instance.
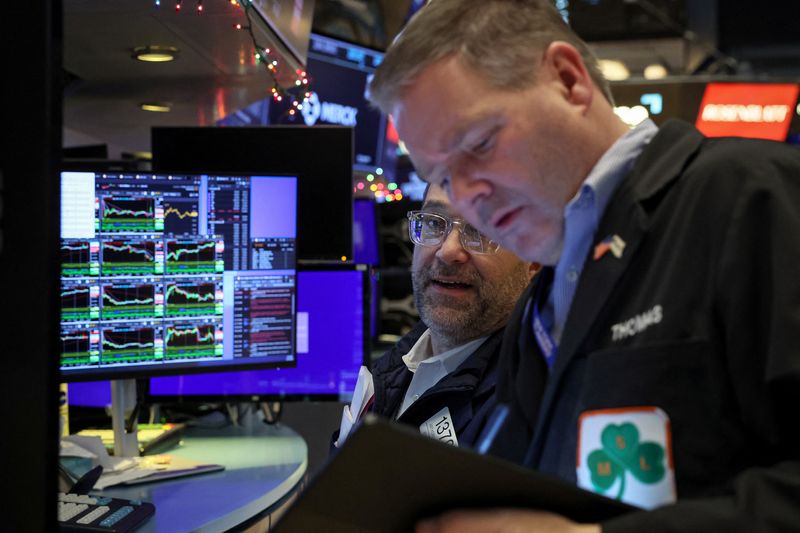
[260,401,283,425]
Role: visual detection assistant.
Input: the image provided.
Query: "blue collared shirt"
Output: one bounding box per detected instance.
[540,119,659,345]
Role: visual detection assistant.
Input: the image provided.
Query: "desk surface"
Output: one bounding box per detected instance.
[103,420,307,532]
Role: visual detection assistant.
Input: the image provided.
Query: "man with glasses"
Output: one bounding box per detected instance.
[336,184,535,449]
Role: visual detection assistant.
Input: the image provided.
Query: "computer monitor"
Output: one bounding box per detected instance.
[152,126,353,264]
[148,265,368,402]
[261,32,397,175]
[60,171,298,382]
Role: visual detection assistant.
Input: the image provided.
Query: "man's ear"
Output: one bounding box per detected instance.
[541,41,594,112]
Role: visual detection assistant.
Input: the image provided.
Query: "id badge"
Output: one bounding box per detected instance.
[419,406,459,447]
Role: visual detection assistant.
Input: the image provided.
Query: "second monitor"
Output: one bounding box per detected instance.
[148,265,369,402]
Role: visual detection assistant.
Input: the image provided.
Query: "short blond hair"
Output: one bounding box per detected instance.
[368,0,612,113]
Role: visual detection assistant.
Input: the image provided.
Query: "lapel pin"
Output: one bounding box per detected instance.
[594,234,626,260]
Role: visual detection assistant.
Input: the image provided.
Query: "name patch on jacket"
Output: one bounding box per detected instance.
[419,406,459,447]
[611,305,663,341]
[576,406,676,509]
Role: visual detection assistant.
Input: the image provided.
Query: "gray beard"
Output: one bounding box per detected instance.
[411,261,528,350]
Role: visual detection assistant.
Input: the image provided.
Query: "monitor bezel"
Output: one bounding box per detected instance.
[151,125,354,265]
[59,170,300,383]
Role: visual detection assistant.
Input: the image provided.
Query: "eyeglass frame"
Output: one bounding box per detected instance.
[406,210,501,255]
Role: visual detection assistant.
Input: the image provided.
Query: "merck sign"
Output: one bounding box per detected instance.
[301,92,359,127]
[695,83,799,141]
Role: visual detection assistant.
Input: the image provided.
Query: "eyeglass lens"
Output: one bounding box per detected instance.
[409,212,497,253]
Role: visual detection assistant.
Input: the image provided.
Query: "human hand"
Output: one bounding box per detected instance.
[415,508,601,533]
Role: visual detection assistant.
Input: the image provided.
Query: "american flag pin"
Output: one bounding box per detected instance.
[594,234,626,260]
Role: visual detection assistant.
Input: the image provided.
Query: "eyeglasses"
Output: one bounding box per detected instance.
[407,210,500,255]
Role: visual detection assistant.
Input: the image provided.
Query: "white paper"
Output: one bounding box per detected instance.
[93,463,160,489]
[60,434,159,489]
[336,365,374,447]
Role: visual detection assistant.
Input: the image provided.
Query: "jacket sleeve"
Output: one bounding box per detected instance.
[602,144,800,532]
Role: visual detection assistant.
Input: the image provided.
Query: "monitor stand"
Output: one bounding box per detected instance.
[106,378,225,484]
[110,379,139,457]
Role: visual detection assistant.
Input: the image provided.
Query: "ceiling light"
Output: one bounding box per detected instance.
[644,63,668,80]
[132,46,178,63]
[598,59,630,81]
[140,103,171,113]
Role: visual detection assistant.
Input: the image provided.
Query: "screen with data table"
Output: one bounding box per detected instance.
[60,172,298,381]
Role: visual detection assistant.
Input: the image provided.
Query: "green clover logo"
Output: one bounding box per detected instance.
[586,422,666,500]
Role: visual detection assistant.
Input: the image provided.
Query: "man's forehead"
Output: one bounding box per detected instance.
[392,56,500,180]
[422,199,452,214]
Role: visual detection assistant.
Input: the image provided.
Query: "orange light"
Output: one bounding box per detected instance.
[341,256,347,262]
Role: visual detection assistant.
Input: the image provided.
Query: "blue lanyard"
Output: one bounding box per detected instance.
[532,277,558,369]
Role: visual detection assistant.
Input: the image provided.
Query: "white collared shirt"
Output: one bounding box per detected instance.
[396,329,487,417]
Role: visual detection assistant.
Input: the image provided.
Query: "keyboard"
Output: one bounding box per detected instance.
[58,492,155,532]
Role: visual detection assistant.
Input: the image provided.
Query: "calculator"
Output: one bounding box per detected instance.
[58,491,155,532]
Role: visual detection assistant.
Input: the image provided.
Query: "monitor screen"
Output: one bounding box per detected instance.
[152,126,353,263]
[60,171,298,381]
[148,266,368,401]
[352,199,380,266]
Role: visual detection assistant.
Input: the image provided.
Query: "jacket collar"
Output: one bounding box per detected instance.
[499,119,706,437]
[372,321,504,418]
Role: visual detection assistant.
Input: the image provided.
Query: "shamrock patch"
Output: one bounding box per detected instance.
[587,422,666,499]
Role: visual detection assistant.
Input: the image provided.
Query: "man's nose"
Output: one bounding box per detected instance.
[435,227,469,264]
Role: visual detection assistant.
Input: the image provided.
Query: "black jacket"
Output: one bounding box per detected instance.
[485,120,800,531]
[369,321,504,449]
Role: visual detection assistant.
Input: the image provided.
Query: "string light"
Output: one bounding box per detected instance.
[155,0,311,120]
